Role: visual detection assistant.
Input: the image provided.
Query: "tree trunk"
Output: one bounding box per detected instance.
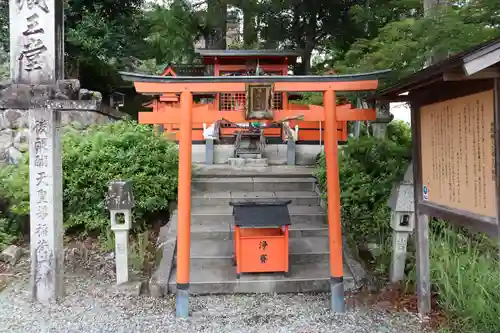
[301,49,312,75]
[424,0,450,65]
[301,10,318,75]
[207,0,227,49]
[242,2,258,47]
[423,0,449,13]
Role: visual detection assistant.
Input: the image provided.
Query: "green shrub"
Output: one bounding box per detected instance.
[0,120,179,234]
[386,119,412,148]
[316,133,411,245]
[0,167,26,249]
[0,217,17,251]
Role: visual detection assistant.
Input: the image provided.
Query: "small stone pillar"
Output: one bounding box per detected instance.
[106,180,135,285]
[371,102,394,139]
[205,138,214,165]
[387,164,414,283]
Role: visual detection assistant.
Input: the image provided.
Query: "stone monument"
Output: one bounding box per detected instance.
[3,0,101,303]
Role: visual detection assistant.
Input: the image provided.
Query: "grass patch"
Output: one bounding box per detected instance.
[423,226,500,333]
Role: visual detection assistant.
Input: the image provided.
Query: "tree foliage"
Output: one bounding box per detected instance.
[0,1,7,52]
[64,0,149,93]
[1,0,499,100]
[0,49,7,81]
[145,1,202,65]
[257,0,364,73]
[0,121,179,234]
[332,2,500,84]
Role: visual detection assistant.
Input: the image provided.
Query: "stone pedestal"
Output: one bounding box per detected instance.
[391,231,410,282]
[113,228,130,285]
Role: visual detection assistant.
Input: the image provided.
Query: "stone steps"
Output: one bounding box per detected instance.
[188,218,328,240]
[228,157,269,168]
[168,262,357,294]
[152,165,365,297]
[187,205,326,224]
[173,237,330,266]
[193,164,318,178]
[192,190,321,206]
[192,177,316,192]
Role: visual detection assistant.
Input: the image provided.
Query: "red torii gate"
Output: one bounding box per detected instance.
[120,70,389,317]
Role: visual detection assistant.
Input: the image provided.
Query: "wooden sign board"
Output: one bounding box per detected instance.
[419,90,496,218]
[245,83,273,120]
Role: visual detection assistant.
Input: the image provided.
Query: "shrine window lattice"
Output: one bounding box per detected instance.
[219,92,284,111]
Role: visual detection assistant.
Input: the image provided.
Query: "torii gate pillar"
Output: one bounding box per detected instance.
[323,89,344,311]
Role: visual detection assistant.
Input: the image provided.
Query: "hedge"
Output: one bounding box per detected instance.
[0,120,179,243]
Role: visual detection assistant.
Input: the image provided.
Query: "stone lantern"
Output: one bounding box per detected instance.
[387,164,414,283]
[371,102,394,139]
[105,180,135,285]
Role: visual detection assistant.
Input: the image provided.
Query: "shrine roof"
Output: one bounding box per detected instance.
[164,64,206,76]
[377,37,500,101]
[195,49,302,58]
[120,69,392,84]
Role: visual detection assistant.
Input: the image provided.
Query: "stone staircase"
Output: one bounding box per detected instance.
[161,165,364,295]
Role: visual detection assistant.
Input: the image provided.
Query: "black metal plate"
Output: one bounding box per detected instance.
[229,200,292,227]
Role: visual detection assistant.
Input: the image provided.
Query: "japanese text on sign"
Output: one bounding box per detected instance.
[420,90,496,217]
[258,240,269,264]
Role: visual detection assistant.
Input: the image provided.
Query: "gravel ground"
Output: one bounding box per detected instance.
[0,278,432,333]
[0,250,432,333]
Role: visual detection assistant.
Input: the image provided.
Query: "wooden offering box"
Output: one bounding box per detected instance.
[229,200,292,278]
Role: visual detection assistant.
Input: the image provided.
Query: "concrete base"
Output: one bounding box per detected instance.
[330,279,346,313]
[176,288,189,317]
[193,144,321,166]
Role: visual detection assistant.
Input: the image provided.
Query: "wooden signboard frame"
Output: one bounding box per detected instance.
[245,83,274,119]
[412,80,499,236]
[376,38,500,317]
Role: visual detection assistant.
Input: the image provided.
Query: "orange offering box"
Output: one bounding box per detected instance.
[229,200,292,279]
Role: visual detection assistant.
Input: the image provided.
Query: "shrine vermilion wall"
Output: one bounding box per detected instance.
[420,90,496,217]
